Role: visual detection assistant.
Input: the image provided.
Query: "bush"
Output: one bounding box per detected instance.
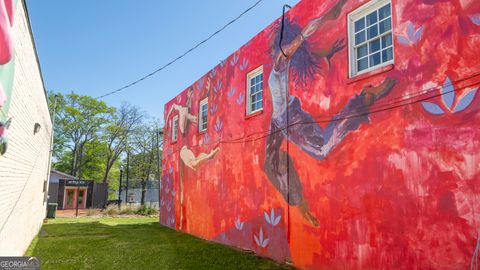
[136,205,158,216]
[104,205,119,216]
[119,205,138,215]
[86,208,101,216]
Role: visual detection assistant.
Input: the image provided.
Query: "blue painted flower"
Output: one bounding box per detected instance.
[239,58,249,71]
[236,93,244,105]
[230,54,239,66]
[214,118,223,132]
[210,104,218,114]
[209,69,216,79]
[227,86,236,98]
[220,59,227,68]
[397,21,424,46]
[254,227,269,248]
[422,77,478,115]
[234,216,244,230]
[470,14,480,26]
[203,133,210,144]
[213,80,222,94]
[264,208,281,226]
[196,79,204,92]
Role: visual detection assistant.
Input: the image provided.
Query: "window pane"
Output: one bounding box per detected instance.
[370,52,381,66]
[382,47,393,62]
[367,25,378,39]
[379,19,391,34]
[366,11,377,26]
[381,34,392,48]
[355,18,365,32]
[355,31,366,45]
[357,44,368,58]
[259,73,263,80]
[369,39,381,53]
[378,4,391,20]
[358,58,368,71]
[251,78,255,85]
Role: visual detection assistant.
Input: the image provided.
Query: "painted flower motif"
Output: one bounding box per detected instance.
[227,86,236,98]
[470,14,480,26]
[214,118,223,132]
[264,208,281,226]
[169,167,173,174]
[397,21,424,46]
[213,80,222,94]
[234,216,244,230]
[220,59,227,68]
[210,104,218,114]
[254,227,269,248]
[236,93,244,105]
[203,133,210,144]
[160,199,165,206]
[421,77,478,115]
[239,58,249,71]
[209,69,217,79]
[195,79,204,92]
[230,54,239,66]
[171,190,176,196]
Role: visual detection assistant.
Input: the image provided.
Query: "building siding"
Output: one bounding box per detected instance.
[161,0,480,268]
[0,0,52,256]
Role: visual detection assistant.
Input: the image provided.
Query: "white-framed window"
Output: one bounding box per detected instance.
[348,0,393,77]
[171,115,178,142]
[246,66,264,115]
[199,98,208,132]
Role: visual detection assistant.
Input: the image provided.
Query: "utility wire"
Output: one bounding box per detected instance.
[96,0,265,100]
[163,76,480,154]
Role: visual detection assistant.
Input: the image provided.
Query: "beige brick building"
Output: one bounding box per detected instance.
[0,0,52,255]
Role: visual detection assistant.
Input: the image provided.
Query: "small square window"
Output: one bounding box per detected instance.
[246,66,264,115]
[171,115,178,142]
[199,98,208,132]
[348,0,393,77]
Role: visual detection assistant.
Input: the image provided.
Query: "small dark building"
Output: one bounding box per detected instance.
[48,169,108,210]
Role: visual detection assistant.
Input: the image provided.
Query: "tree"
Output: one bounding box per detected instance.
[127,120,162,205]
[49,92,114,178]
[101,103,143,183]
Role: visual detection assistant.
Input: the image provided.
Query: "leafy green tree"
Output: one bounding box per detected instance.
[48,92,114,179]
[101,103,143,183]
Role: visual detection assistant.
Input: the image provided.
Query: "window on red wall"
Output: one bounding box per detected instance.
[199,98,208,132]
[348,0,393,77]
[172,115,178,142]
[246,66,264,115]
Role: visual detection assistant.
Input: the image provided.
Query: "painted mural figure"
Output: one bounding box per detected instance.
[166,79,220,229]
[264,0,397,226]
[166,88,198,136]
[0,0,14,155]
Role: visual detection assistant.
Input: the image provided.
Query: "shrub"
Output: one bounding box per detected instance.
[136,205,158,216]
[104,205,119,216]
[119,205,138,215]
[86,208,101,216]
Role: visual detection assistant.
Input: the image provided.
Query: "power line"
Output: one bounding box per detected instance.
[163,76,480,154]
[96,0,265,100]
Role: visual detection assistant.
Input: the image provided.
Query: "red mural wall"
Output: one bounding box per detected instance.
[161,0,480,268]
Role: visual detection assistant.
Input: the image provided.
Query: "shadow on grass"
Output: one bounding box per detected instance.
[26,218,293,270]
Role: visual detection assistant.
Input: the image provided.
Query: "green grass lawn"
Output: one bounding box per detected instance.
[25,217,293,270]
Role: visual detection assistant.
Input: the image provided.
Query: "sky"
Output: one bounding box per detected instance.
[26,0,300,124]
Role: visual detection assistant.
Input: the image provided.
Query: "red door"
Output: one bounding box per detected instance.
[64,188,87,209]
